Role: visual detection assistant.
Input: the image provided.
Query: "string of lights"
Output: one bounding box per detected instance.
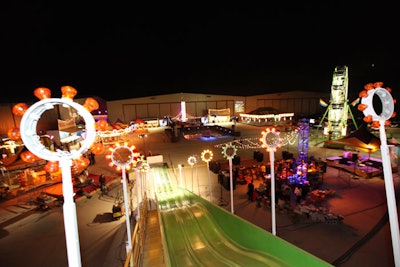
[214,129,298,150]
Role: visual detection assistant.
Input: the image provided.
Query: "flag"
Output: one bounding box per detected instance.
[319,98,328,107]
[350,97,360,107]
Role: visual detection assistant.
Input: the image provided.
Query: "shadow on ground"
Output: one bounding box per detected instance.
[92,212,115,223]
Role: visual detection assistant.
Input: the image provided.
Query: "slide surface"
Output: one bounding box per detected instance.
[154,167,333,267]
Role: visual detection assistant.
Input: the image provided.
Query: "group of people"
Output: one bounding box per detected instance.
[247,180,269,203]
[247,178,310,209]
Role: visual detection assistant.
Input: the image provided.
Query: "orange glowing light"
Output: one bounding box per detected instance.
[357,103,367,111]
[96,120,109,131]
[61,85,78,100]
[363,115,373,123]
[90,142,105,155]
[72,155,90,171]
[359,90,368,98]
[33,87,51,100]
[364,83,374,90]
[7,127,21,141]
[106,142,142,171]
[83,97,99,112]
[12,103,29,116]
[44,161,59,173]
[20,150,41,163]
[371,121,380,129]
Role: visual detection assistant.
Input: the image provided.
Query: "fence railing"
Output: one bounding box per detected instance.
[123,193,148,267]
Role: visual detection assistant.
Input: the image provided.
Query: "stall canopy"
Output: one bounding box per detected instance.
[325,125,381,152]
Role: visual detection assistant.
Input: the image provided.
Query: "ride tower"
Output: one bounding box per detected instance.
[297,118,309,163]
[319,66,357,140]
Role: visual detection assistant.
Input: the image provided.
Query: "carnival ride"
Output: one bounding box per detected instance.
[153,166,332,267]
[319,66,358,140]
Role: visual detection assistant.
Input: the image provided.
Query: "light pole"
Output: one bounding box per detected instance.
[137,161,149,217]
[140,162,149,197]
[20,96,96,267]
[201,149,214,202]
[178,164,184,188]
[188,155,198,193]
[221,142,237,214]
[260,127,281,236]
[359,85,400,266]
[109,145,136,254]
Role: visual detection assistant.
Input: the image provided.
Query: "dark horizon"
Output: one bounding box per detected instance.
[1,3,398,106]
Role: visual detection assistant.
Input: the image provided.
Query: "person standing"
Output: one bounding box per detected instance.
[294,186,302,203]
[247,180,255,201]
[99,174,107,194]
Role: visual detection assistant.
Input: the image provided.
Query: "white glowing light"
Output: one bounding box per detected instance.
[260,127,281,152]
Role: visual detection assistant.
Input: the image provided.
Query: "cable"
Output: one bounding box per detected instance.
[332,209,389,266]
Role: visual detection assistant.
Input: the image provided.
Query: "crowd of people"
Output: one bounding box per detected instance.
[247,178,310,209]
[241,157,326,209]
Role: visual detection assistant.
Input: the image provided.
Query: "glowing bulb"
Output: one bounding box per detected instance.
[12,103,29,116]
[61,85,77,100]
[44,161,59,173]
[83,97,99,112]
[33,87,51,100]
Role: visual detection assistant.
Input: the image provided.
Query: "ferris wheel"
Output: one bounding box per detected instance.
[319,66,358,140]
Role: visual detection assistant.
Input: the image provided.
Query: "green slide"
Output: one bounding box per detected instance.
[155,167,333,267]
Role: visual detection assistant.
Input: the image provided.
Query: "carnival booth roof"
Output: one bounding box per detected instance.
[325,125,381,152]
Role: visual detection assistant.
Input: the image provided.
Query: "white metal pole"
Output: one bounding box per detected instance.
[379,122,400,266]
[196,165,200,196]
[135,168,140,220]
[141,169,145,200]
[207,162,212,201]
[19,97,97,267]
[122,167,132,253]
[142,170,146,199]
[269,151,276,235]
[191,166,194,193]
[139,169,143,202]
[60,159,82,267]
[229,157,234,214]
[178,164,183,187]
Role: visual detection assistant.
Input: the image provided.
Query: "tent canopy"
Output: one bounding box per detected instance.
[325,125,381,153]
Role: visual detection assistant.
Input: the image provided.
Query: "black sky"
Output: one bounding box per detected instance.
[1,2,399,103]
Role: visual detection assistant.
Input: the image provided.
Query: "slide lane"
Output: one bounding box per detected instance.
[154,167,333,267]
[160,194,287,266]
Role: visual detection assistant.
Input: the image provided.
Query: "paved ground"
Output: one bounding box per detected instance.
[1,123,399,267]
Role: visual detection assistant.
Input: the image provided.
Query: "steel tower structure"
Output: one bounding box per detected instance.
[320,66,357,140]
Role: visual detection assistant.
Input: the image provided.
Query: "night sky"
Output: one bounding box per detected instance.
[1,3,398,105]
